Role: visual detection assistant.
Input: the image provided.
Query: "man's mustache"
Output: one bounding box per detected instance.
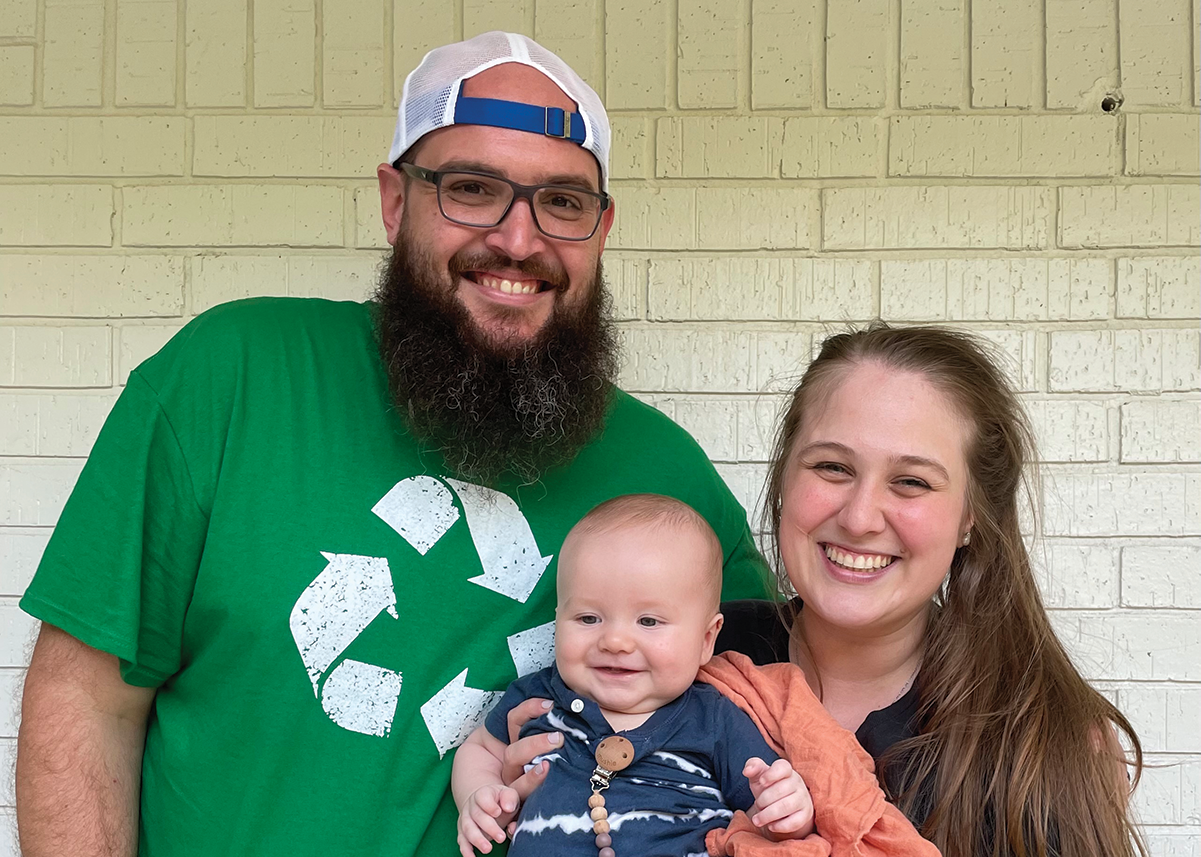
[448,251,570,293]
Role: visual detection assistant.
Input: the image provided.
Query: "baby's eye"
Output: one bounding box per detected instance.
[638,617,659,628]
[578,615,600,625]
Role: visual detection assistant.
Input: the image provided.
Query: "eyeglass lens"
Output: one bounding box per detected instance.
[437,173,603,240]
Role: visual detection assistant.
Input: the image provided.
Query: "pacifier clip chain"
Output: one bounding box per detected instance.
[588,735,634,857]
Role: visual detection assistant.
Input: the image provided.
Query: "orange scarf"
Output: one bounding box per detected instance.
[699,652,941,857]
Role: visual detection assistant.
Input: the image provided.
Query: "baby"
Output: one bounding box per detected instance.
[453,494,813,856]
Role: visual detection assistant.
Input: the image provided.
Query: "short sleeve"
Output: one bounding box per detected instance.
[20,369,210,686]
[483,669,555,744]
[718,525,774,602]
[710,692,780,811]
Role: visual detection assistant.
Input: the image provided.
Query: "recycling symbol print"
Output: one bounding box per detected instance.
[288,475,556,756]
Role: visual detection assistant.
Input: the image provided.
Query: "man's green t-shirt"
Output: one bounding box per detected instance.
[21,297,770,856]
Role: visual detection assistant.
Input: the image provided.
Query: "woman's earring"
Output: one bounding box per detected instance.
[962,530,972,546]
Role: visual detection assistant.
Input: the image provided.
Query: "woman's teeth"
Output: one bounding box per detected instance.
[824,545,894,570]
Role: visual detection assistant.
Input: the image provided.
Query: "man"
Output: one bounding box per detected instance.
[16,32,768,856]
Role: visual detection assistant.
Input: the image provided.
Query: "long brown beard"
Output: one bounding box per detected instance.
[372,234,618,485]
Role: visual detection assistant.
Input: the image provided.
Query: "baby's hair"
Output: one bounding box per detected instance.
[565,494,724,607]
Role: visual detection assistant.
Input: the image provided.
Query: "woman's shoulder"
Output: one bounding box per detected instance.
[715,598,796,665]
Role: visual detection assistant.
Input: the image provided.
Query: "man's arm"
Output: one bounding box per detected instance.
[16,623,156,857]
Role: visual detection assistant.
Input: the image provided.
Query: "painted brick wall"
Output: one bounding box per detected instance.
[1,0,1198,852]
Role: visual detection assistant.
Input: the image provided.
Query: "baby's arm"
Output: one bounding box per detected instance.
[452,725,521,856]
[743,756,815,840]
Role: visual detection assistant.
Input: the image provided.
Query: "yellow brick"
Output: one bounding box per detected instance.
[0,185,112,246]
[185,0,247,107]
[116,0,178,106]
[323,0,385,107]
[1117,257,1201,319]
[890,116,1118,177]
[657,117,784,178]
[648,258,873,320]
[608,186,695,249]
[970,0,1038,107]
[606,0,668,109]
[0,326,112,388]
[191,255,379,313]
[354,186,388,249]
[464,0,531,37]
[782,117,881,178]
[901,0,964,108]
[0,46,34,106]
[678,0,740,108]
[1126,114,1201,176]
[254,0,315,107]
[118,324,184,383]
[1120,0,1191,106]
[824,186,1051,250]
[752,0,817,109]
[880,258,1111,321]
[0,255,183,316]
[44,0,105,107]
[1045,0,1117,109]
[826,0,888,108]
[122,185,344,247]
[0,0,36,37]
[600,254,645,321]
[1060,186,1201,248]
[535,0,601,91]
[610,116,650,180]
[0,118,185,176]
[393,0,455,101]
[697,187,814,250]
[193,116,394,177]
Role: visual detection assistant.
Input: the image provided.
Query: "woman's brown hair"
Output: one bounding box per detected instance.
[761,323,1145,857]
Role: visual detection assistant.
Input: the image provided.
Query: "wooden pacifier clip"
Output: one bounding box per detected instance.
[588,735,634,857]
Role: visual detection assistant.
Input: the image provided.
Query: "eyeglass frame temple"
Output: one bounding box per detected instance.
[395,161,611,241]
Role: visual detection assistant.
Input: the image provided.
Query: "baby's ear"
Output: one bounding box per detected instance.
[701,612,724,661]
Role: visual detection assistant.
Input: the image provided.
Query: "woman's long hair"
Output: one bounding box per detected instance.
[761,323,1145,857]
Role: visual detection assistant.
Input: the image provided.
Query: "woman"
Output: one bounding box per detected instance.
[718,323,1145,857]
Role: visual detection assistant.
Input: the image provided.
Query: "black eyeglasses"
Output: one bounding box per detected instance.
[398,162,611,241]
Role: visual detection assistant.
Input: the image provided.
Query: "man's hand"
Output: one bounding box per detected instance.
[744,756,815,840]
[457,784,521,856]
[16,623,156,857]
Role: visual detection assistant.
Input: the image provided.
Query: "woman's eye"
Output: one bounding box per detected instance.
[813,461,850,475]
[895,478,931,491]
[638,617,659,628]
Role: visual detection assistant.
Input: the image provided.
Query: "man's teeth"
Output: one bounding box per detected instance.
[824,546,894,570]
[478,275,539,295]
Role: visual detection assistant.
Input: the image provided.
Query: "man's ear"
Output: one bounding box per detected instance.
[377,163,405,246]
[593,196,616,254]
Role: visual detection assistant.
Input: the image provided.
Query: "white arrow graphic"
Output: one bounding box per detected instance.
[420,669,503,758]
[372,475,461,555]
[289,552,402,736]
[445,478,553,603]
[507,620,556,677]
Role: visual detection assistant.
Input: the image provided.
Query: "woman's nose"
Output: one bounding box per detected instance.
[837,481,887,536]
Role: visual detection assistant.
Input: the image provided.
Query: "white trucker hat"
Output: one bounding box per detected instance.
[388,31,611,191]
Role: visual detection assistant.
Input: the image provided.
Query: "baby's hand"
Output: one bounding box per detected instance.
[744,757,815,840]
[457,784,521,856]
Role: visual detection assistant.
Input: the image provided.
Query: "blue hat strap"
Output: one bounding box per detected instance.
[453,94,586,145]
